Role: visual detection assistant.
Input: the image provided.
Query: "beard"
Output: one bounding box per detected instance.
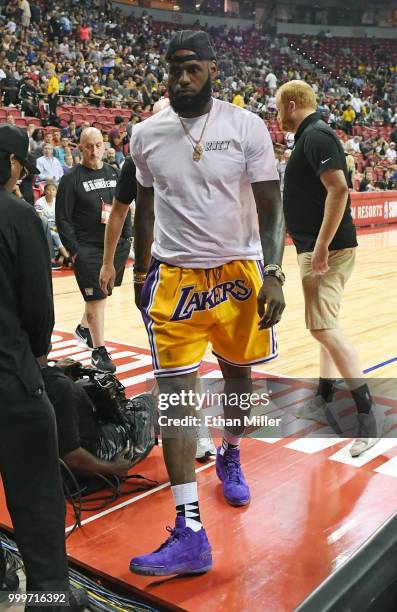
[280,116,294,133]
[169,75,212,115]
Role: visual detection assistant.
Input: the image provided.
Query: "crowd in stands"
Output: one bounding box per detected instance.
[0,0,396,192]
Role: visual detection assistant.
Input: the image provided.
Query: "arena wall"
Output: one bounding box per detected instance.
[113,2,255,29]
[277,23,397,39]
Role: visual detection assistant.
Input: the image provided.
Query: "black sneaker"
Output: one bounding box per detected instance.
[74,324,94,349]
[91,346,116,373]
[51,261,62,270]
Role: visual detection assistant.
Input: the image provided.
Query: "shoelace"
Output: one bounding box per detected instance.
[157,526,188,551]
[224,457,241,483]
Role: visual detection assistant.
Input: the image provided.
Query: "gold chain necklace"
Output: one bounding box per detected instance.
[178,103,212,162]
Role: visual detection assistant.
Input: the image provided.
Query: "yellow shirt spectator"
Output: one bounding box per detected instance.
[48,75,60,95]
[232,93,244,108]
[342,107,356,123]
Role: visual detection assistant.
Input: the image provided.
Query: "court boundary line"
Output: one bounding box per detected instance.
[52,327,288,378]
[364,356,397,374]
[53,328,396,378]
[65,461,215,534]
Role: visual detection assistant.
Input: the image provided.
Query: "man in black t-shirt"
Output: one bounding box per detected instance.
[114,157,137,205]
[277,80,384,458]
[19,76,38,117]
[111,99,172,260]
[56,128,132,373]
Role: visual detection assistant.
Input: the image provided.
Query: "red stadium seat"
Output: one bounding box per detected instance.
[1,108,21,118]
[15,118,27,127]
[26,118,42,127]
[71,114,85,126]
[85,114,98,124]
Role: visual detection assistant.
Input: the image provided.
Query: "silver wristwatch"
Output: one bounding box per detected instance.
[262,264,285,286]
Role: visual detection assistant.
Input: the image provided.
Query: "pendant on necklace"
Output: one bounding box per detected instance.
[193,143,203,162]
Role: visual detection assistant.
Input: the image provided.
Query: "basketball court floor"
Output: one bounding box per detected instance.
[1,227,396,611]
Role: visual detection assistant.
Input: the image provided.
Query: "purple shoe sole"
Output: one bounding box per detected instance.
[130,559,213,576]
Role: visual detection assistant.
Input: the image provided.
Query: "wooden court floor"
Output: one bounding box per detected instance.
[53,226,397,380]
[1,226,397,611]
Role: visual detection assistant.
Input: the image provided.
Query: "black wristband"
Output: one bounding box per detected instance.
[133,264,149,273]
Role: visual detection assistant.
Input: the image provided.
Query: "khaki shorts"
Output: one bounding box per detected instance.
[298,248,356,330]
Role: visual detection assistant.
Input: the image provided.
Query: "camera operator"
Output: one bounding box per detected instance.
[38,358,156,480]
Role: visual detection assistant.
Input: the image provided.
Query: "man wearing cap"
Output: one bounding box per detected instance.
[100,30,285,576]
[0,126,81,606]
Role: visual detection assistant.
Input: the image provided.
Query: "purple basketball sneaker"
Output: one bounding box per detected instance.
[216,446,250,506]
[130,516,212,576]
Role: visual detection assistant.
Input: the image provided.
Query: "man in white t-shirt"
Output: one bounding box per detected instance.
[346,135,361,153]
[385,142,397,163]
[265,70,277,92]
[351,95,363,116]
[100,30,285,577]
[101,44,116,74]
[7,21,17,35]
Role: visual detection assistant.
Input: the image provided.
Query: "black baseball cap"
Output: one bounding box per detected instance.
[0,125,39,174]
[166,30,216,62]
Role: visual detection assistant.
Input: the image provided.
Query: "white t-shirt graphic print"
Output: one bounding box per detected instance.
[130,97,279,268]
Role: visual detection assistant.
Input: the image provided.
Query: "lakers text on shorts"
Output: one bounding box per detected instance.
[140,259,278,377]
[298,247,356,330]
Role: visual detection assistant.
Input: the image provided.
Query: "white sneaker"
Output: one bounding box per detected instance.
[295,396,329,425]
[195,423,216,461]
[350,408,385,457]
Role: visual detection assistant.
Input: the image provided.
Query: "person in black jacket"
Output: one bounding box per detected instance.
[19,76,38,117]
[56,128,132,373]
[0,125,85,610]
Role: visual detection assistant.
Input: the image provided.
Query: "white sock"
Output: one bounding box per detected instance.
[219,430,242,455]
[171,482,202,532]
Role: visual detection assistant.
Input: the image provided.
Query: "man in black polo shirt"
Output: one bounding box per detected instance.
[277,80,384,457]
[56,128,132,373]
